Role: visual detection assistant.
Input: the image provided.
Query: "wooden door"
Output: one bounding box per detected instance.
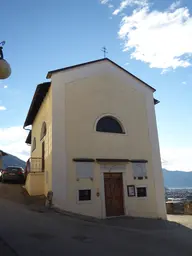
[104,173,124,217]
[42,141,45,172]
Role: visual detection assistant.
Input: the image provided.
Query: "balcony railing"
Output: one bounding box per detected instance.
[25,157,42,173]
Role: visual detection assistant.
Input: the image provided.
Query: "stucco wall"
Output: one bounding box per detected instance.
[25,172,45,196]
[31,86,52,196]
[51,60,166,219]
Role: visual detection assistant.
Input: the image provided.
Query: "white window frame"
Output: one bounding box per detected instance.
[76,188,92,204]
[136,185,147,199]
[94,114,127,135]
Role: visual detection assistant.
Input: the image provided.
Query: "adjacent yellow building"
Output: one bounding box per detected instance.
[24,58,167,219]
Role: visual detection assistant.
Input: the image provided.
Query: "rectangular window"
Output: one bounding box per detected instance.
[78,189,91,201]
[137,187,147,197]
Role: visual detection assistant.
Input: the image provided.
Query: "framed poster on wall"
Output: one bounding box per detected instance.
[127,185,135,197]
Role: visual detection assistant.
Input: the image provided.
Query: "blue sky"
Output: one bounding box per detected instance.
[0,0,191,171]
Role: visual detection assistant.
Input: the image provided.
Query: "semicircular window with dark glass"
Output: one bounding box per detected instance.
[96,116,125,134]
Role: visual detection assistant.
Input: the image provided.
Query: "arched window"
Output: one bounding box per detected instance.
[40,122,47,140]
[32,137,36,152]
[96,116,125,134]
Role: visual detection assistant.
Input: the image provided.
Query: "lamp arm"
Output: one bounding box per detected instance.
[0,41,5,59]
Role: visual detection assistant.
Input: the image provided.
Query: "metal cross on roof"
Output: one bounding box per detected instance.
[101,46,108,58]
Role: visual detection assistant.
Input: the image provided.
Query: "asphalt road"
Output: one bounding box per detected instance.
[0,183,191,256]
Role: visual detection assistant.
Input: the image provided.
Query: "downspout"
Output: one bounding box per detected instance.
[23,127,31,173]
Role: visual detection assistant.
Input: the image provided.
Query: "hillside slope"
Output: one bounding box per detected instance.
[2,155,26,169]
[163,169,192,188]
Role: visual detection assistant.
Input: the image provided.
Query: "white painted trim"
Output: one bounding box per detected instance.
[100,165,127,173]
[136,184,148,188]
[105,215,126,219]
[100,172,106,218]
[51,60,154,94]
[122,172,127,215]
[94,113,127,135]
[100,169,127,218]
[135,185,148,199]
[52,75,68,208]
[144,93,167,219]
[100,164,126,172]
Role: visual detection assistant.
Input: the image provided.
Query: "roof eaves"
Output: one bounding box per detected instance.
[154,98,160,105]
[46,58,105,79]
[107,59,156,92]
[24,82,51,128]
[25,130,32,144]
[0,150,8,156]
[46,58,155,92]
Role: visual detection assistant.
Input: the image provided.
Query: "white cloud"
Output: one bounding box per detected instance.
[169,1,181,11]
[161,147,192,172]
[0,106,6,111]
[113,0,148,15]
[182,81,187,84]
[0,126,30,161]
[161,68,171,75]
[118,3,192,70]
[100,0,109,4]
[100,0,114,8]
[0,84,8,89]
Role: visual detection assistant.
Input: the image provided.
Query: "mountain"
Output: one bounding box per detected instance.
[1,153,192,188]
[163,169,192,188]
[2,154,26,169]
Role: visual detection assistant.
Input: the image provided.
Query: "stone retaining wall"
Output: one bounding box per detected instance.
[166,202,192,215]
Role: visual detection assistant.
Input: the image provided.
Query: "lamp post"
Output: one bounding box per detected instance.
[0,41,11,79]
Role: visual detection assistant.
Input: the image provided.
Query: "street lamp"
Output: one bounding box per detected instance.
[0,41,11,79]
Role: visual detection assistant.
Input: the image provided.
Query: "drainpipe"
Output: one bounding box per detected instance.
[23,127,31,146]
[23,127,31,174]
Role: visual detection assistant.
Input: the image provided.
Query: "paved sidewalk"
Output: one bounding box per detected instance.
[0,199,191,256]
[47,208,184,233]
[0,183,191,256]
[0,238,17,255]
[167,215,192,229]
